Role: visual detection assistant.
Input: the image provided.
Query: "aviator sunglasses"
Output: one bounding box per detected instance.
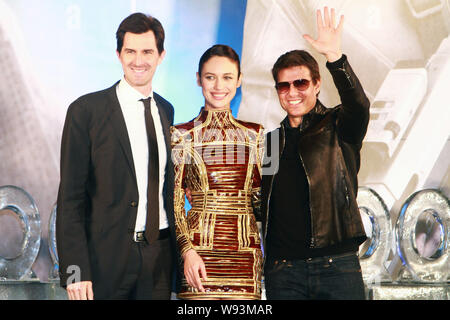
[275,78,311,93]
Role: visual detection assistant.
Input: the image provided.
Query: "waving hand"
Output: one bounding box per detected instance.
[303,7,344,62]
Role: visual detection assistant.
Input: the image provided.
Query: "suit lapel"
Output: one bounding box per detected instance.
[153,94,175,229]
[104,87,172,194]
[153,94,172,161]
[106,83,137,185]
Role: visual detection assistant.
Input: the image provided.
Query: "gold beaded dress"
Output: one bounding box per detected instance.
[171,108,264,299]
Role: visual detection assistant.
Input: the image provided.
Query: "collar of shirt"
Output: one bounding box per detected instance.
[117,76,153,105]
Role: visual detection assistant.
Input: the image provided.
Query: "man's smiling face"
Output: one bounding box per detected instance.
[117,30,165,96]
[276,65,321,127]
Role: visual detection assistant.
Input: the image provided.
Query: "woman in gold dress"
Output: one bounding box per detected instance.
[171,45,264,299]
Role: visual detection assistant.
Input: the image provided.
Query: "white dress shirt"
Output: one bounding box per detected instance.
[116,77,169,232]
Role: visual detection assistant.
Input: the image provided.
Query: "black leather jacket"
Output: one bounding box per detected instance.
[260,55,370,250]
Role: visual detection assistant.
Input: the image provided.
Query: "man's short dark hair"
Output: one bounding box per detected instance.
[271,50,320,84]
[116,13,165,54]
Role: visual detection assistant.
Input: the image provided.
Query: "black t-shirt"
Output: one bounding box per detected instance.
[266,123,359,260]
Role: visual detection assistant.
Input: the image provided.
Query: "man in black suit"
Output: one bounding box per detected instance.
[56,13,177,300]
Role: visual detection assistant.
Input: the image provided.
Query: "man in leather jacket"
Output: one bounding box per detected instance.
[261,7,370,299]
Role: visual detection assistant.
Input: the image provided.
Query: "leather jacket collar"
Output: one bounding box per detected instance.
[280,100,332,135]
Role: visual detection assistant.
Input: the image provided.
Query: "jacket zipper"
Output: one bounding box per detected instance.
[263,128,284,265]
[298,148,315,248]
[342,171,350,208]
[294,119,316,248]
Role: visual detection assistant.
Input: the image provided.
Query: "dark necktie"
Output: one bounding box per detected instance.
[140,97,160,244]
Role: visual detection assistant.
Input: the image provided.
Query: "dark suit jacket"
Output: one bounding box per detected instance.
[56,82,177,298]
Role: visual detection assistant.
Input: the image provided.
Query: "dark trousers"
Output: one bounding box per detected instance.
[264,252,366,300]
[112,237,173,300]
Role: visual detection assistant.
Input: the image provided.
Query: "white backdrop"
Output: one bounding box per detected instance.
[239,0,450,224]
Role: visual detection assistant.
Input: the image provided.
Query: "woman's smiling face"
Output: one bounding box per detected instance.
[197,56,242,111]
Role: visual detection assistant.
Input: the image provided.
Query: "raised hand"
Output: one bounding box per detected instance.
[303,7,344,62]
